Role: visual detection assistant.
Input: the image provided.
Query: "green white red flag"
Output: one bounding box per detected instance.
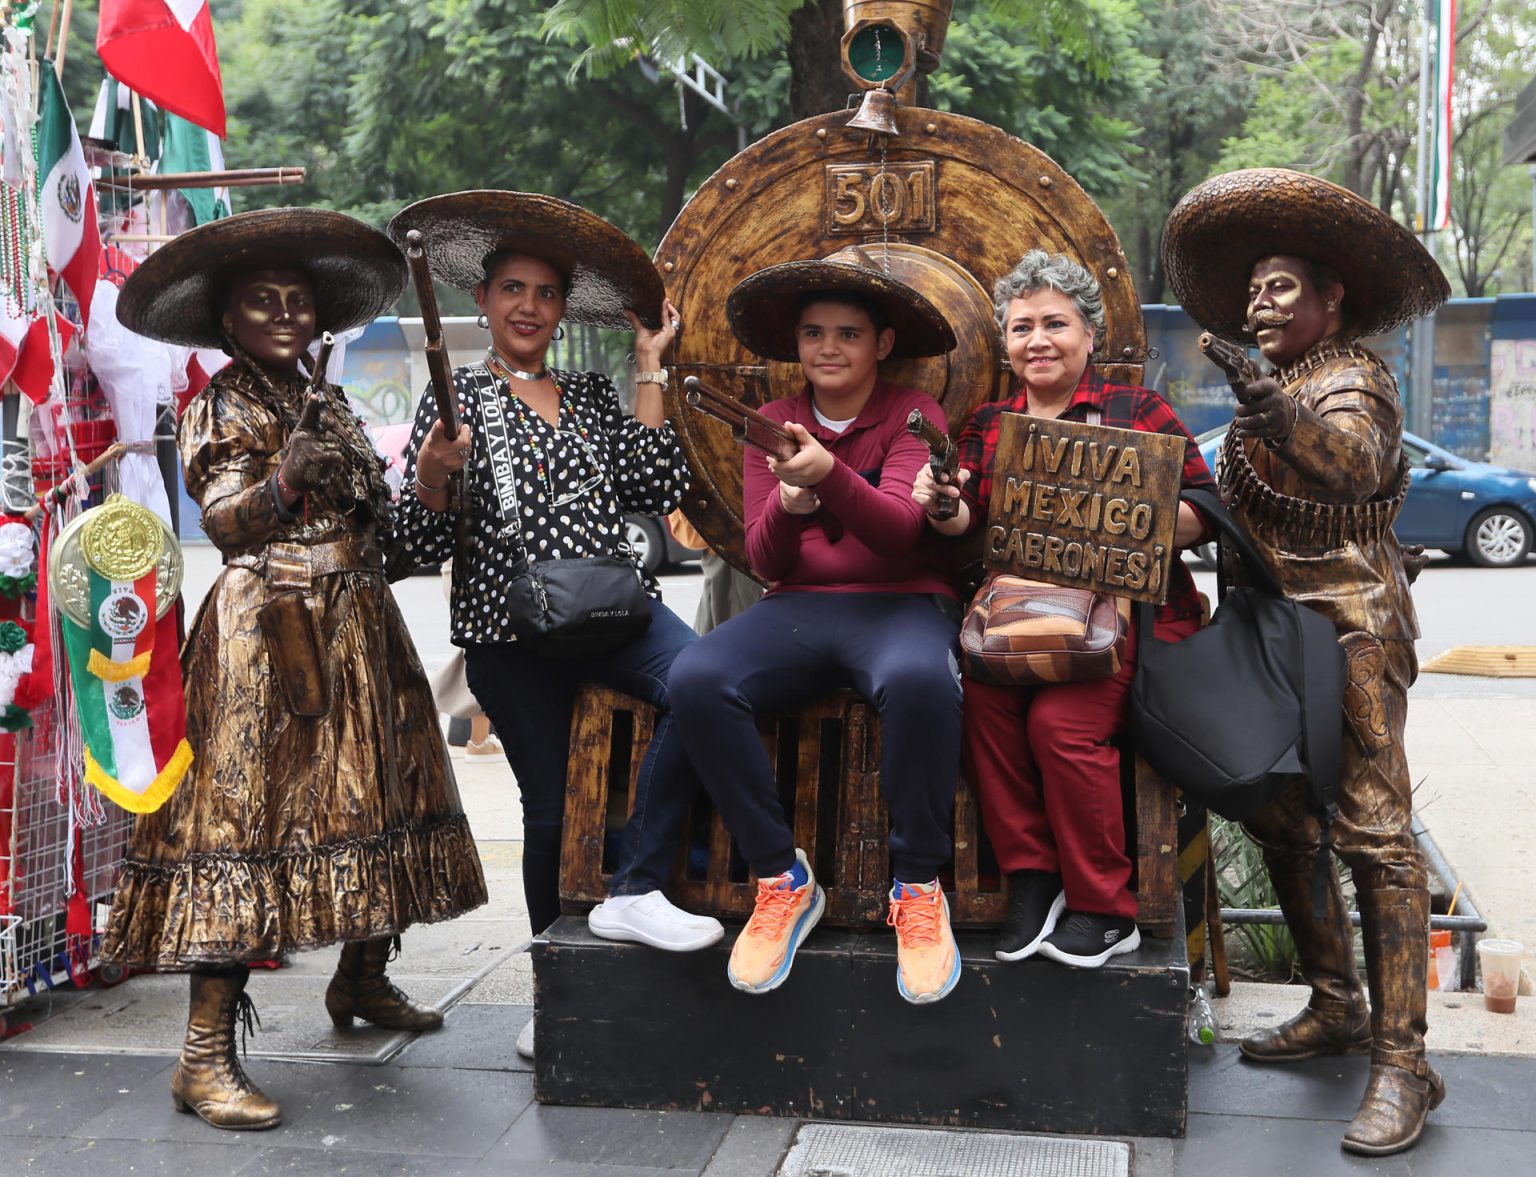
[36,66,100,330]
[96,0,227,137]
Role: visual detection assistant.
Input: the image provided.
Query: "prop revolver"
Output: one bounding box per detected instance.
[683,376,843,543]
[905,408,959,520]
[296,331,335,433]
[404,229,462,435]
[1197,333,1263,404]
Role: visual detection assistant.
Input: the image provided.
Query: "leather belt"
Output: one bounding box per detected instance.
[228,535,384,589]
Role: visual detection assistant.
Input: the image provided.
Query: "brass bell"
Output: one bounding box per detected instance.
[847,86,900,137]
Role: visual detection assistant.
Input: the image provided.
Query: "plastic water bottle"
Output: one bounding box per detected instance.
[1188,982,1217,1046]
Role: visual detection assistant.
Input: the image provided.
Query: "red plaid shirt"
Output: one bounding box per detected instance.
[956,370,1215,624]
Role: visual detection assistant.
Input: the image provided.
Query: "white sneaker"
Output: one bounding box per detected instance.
[516,1016,534,1060]
[587,891,724,952]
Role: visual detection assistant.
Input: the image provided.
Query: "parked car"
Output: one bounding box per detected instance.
[1193,426,1536,568]
[367,422,700,575]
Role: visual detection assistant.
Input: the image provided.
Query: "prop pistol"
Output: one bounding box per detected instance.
[404,229,462,435]
[906,408,959,520]
[296,331,335,433]
[682,376,843,543]
[1197,333,1264,404]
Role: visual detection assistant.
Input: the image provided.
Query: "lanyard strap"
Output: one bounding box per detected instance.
[471,370,525,541]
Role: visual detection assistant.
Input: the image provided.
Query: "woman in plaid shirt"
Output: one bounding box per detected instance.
[913,251,1214,968]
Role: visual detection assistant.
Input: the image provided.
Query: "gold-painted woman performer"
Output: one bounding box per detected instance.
[101,209,487,1130]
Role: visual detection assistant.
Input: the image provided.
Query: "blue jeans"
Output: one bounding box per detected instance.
[669,592,963,882]
[464,598,701,936]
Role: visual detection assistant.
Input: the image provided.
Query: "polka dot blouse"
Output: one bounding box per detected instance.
[393,364,686,645]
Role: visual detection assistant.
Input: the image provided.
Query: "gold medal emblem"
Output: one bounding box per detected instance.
[80,496,163,582]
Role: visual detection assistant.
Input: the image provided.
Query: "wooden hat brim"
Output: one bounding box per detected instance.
[115,209,406,350]
[725,258,959,362]
[387,190,665,330]
[1162,168,1449,342]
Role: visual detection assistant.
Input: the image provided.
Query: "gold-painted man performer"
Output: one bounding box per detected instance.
[1163,168,1451,1156]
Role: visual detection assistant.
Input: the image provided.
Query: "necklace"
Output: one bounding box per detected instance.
[486,347,548,383]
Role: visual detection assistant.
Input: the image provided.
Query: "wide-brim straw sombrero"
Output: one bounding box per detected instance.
[387,190,665,330]
[116,208,406,350]
[1162,168,1449,343]
[726,245,957,362]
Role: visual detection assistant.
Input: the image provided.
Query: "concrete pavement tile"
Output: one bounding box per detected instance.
[65,1058,350,1145]
[1188,1046,1361,1123]
[233,1145,474,1175]
[0,1052,172,1136]
[466,1161,686,1177]
[272,1065,534,1157]
[1431,1054,1536,1131]
[699,1115,799,1176]
[485,1104,732,1169]
[393,1002,531,1072]
[458,950,535,1005]
[0,1134,243,1176]
[1177,1112,1535,1177]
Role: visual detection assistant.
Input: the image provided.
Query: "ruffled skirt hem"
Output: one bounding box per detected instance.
[100,814,488,970]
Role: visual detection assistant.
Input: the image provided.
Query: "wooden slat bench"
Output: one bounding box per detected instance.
[560,684,1181,937]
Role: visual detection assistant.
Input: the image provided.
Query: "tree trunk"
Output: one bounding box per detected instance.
[788,0,849,122]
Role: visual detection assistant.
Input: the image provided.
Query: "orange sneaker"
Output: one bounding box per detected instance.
[728,850,824,994]
[887,880,961,1004]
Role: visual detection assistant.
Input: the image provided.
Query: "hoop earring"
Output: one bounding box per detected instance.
[476,313,489,329]
[552,325,565,341]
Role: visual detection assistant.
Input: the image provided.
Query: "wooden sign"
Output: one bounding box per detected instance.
[984,413,1185,605]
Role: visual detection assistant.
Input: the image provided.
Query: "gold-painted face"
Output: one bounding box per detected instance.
[1245,255,1341,364]
[223,269,317,372]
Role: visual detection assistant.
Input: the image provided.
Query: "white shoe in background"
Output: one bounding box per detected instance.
[588,891,724,952]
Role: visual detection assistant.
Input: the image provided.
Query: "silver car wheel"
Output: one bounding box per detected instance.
[1467,509,1532,567]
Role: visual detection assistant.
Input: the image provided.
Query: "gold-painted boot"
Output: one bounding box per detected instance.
[1240,854,1371,1063]
[1342,886,1444,1155]
[170,968,281,1130]
[325,937,443,1032]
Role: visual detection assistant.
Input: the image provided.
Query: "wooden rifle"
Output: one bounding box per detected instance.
[683,376,844,542]
[404,229,462,435]
[905,408,959,520]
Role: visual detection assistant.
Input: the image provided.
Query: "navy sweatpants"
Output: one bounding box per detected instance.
[668,591,962,882]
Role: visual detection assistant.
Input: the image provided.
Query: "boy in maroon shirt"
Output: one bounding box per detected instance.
[670,246,964,1003]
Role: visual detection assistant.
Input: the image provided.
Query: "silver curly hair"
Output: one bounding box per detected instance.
[993,251,1105,342]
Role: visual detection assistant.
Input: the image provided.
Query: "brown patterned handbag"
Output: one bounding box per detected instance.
[959,573,1131,687]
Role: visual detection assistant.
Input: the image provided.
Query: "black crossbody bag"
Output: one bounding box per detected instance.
[473,371,651,658]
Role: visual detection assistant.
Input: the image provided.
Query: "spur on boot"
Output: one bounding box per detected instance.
[326,938,444,1031]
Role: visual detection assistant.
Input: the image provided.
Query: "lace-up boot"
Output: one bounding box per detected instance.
[326,937,444,1031]
[170,967,281,1130]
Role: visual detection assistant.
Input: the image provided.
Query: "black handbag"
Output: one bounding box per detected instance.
[505,553,652,658]
[1129,488,1345,827]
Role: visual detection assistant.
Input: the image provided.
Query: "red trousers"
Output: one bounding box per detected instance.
[964,613,1201,919]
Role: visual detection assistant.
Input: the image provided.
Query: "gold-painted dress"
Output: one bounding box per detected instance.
[101,357,486,969]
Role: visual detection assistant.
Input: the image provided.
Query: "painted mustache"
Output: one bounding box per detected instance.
[1247,308,1295,332]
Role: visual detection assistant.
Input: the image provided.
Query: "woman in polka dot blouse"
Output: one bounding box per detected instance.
[388,193,724,1004]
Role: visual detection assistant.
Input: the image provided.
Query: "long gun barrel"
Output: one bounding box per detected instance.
[906,408,958,520]
[404,229,462,435]
[1197,333,1263,404]
[683,376,843,543]
[296,331,335,433]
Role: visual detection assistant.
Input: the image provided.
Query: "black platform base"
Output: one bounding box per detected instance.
[531,911,1190,1137]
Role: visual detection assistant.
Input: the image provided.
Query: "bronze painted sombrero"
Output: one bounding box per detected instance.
[116,208,406,350]
[387,190,665,330]
[1161,168,1450,342]
[726,244,958,362]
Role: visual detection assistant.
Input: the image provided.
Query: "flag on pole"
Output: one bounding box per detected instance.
[158,112,230,226]
[1427,0,1455,232]
[37,67,100,330]
[11,314,76,405]
[97,0,227,138]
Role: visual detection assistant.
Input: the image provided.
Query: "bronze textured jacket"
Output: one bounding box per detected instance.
[1220,338,1419,642]
[102,357,486,970]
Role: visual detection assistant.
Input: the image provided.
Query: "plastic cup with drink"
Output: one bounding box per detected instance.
[1476,938,1525,1014]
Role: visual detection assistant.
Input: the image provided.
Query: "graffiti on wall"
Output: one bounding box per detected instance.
[1489,339,1536,472]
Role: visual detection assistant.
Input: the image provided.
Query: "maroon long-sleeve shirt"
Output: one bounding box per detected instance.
[745,381,957,598]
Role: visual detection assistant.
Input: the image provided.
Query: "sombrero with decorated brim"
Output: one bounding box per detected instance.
[1161,168,1449,343]
[387,190,665,330]
[726,245,958,362]
[116,208,406,350]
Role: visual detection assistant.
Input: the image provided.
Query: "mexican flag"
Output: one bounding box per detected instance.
[159,111,230,226]
[10,313,76,405]
[58,499,192,813]
[97,0,226,137]
[37,66,99,330]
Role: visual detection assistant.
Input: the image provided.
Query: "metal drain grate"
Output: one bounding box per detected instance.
[777,1123,1131,1177]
